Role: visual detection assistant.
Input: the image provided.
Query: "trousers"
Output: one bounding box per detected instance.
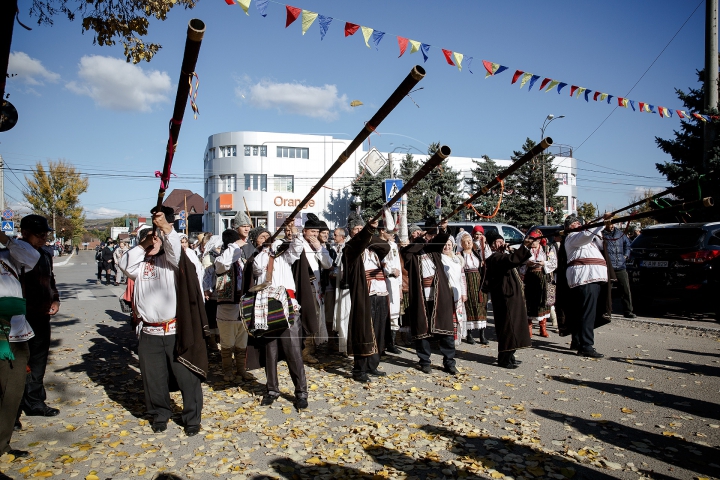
[138,333,203,427]
[21,314,51,412]
[571,282,602,351]
[614,269,634,314]
[414,300,456,368]
[217,320,248,350]
[264,319,307,399]
[0,342,29,454]
[352,295,387,375]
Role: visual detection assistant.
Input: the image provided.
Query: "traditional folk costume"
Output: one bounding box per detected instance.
[0,235,39,456]
[320,230,338,353]
[457,231,489,345]
[441,237,468,347]
[484,232,532,369]
[332,241,351,355]
[342,215,391,382]
[201,235,223,350]
[402,229,457,374]
[382,229,402,354]
[519,231,557,338]
[120,224,208,435]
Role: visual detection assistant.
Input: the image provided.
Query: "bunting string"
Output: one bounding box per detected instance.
[225,0,718,123]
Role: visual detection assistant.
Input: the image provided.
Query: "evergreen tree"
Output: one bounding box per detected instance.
[398,153,428,223]
[349,162,393,220]
[576,202,597,223]
[466,156,507,223]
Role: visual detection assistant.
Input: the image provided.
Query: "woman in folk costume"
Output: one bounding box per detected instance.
[456,231,490,345]
[472,225,493,259]
[519,229,557,338]
[441,236,468,347]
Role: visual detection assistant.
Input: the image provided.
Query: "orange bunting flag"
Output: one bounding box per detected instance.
[639,102,646,112]
[442,49,455,66]
[693,113,708,122]
[397,36,409,57]
[658,106,665,118]
[286,5,301,27]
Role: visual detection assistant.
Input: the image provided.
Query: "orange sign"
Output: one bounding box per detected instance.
[219,194,233,210]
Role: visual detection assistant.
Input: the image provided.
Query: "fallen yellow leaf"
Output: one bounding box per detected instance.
[19,467,30,473]
[453,383,462,390]
[309,384,318,391]
[33,472,53,478]
[119,430,129,437]
[471,385,480,391]
[590,413,602,418]
[621,407,633,414]
[109,441,122,448]
[86,475,100,480]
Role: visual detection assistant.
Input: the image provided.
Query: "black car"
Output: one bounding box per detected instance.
[626,222,720,313]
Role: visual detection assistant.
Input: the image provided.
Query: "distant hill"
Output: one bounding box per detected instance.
[84,218,114,229]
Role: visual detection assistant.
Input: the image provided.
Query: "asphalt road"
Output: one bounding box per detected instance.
[1,251,719,480]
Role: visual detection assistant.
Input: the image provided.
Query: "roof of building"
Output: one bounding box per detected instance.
[163,189,204,215]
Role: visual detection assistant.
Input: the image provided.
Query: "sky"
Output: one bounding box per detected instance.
[0,0,708,219]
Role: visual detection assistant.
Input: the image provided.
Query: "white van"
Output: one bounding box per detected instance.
[415,221,525,247]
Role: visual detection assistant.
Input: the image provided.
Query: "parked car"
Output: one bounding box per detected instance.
[415,221,526,246]
[526,224,564,240]
[626,222,720,314]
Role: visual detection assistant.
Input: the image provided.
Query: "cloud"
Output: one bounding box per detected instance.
[85,207,127,219]
[8,51,60,85]
[66,55,171,112]
[237,78,351,120]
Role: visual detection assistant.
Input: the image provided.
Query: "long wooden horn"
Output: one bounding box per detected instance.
[442,137,553,222]
[268,65,426,242]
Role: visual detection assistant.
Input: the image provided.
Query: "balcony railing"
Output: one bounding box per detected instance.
[544,143,573,158]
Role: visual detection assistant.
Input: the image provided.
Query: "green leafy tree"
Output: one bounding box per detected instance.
[576,202,597,223]
[626,190,659,228]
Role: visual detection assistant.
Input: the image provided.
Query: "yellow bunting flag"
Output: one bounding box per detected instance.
[301,10,318,35]
[621,98,629,108]
[409,40,420,54]
[545,80,560,92]
[519,72,533,88]
[361,26,373,48]
[237,0,251,15]
[576,87,586,98]
[453,52,463,72]
[599,93,608,101]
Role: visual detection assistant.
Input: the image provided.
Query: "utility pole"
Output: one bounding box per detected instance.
[0,0,17,103]
[0,154,4,212]
[705,0,718,173]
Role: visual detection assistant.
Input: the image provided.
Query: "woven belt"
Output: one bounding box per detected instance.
[421,276,434,288]
[365,268,386,282]
[142,318,177,332]
[568,258,606,267]
[464,268,479,273]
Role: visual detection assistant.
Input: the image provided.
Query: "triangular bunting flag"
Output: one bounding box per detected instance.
[397,36,409,57]
[409,40,420,54]
[539,78,551,91]
[345,22,360,37]
[361,26,373,48]
[519,72,532,88]
[318,15,332,40]
[466,57,474,74]
[545,80,560,92]
[495,65,508,75]
[629,100,636,111]
[584,89,591,102]
[607,95,614,104]
[666,108,673,117]
[420,43,430,62]
[639,102,646,112]
[371,30,385,49]
[452,52,463,72]
[677,110,686,118]
[256,0,268,16]
[570,85,579,97]
[649,105,656,113]
[225,0,234,5]
[576,87,586,98]
[622,98,629,108]
[442,49,456,66]
[286,5,301,28]
[301,10,318,35]
[527,75,541,91]
[693,113,707,122]
[593,92,601,101]
[658,106,665,118]
[557,82,567,94]
[512,70,524,84]
[237,0,251,15]
[483,60,494,76]
[600,93,608,101]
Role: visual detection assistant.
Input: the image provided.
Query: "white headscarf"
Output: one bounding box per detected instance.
[456,231,471,253]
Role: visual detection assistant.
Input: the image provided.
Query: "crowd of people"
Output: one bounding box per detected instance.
[1,206,621,452]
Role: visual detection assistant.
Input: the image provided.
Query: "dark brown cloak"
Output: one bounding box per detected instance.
[291,252,320,336]
[342,225,391,356]
[400,233,455,339]
[485,245,532,352]
[175,249,210,379]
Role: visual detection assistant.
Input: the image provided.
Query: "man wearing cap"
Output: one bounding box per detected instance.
[18,215,61,418]
[318,221,336,354]
[0,224,40,457]
[484,231,533,369]
[408,224,422,240]
[101,238,118,286]
[378,221,402,355]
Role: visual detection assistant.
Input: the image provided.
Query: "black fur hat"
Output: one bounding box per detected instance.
[304,213,323,229]
[347,212,364,230]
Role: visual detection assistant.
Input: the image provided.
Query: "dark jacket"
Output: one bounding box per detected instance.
[175,249,209,379]
[602,227,631,270]
[21,243,59,318]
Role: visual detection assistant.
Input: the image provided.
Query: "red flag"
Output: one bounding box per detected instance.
[285,5,301,27]
[658,106,664,118]
[397,36,409,57]
[344,22,360,37]
[483,60,494,75]
[511,70,524,84]
[442,49,455,66]
[570,85,579,97]
[676,110,685,118]
[224,0,234,4]
[639,102,646,112]
[593,91,601,101]
[617,97,624,106]
[539,78,551,91]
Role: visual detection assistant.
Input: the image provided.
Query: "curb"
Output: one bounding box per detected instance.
[613,315,720,334]
[53,251,75,267]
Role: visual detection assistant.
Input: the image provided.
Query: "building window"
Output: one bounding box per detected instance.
[273,175,294,192]
[277,146,309,159]
[244,145,267,157]
[558,196,569,211]
[245,174,267,192]
[216,174,236,193]
[218,145,237,158]
[554,172,568,185]
[209,148,216,160]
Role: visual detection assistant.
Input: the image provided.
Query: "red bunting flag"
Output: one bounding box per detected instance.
[344,22,360,37]
[570,85,579,97]
[593,92,601,101]
[511,70,524,84]
[539,78,551,91]
[676,110,685,118]
[483,60,494,75]
[397,36,409,57]
[224,0,234,4]
[286,6,301,27]
[639,102,646,112]
[442,49,455,66]
[658,106,664,118]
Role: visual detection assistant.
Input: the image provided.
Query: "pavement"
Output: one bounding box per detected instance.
[1,251,719,480]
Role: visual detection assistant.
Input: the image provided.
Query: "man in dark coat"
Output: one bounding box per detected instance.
[101,239,118,285]
[342,213,390,383]
[484,231,532,369]
[401,219,457,375]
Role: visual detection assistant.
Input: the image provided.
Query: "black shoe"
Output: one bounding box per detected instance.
[624,312,637,319]
[14,420,21,431]
[24,405,59,417]
[385,345,401,354]
[443,365,458,375]
[352,373,371,383]
[570,340,579,350]
[294,398,309,410]
[368,369,386,377]
[184,425,200,437]
[466,334,477,345]
[151,421,167,433]
[578,349,604,359]
[7,449,29,458]
[419,365,432,374]
[498,362,519,369]
[478,329,490,345]
[260,395,278,406]
[510,353,522,365]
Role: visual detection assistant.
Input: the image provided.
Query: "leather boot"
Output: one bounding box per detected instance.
[234,348,255,382]
[478,328,490,345]
[206,334,219,352]
[386,331,401,354]
[220,347,235,382]
[539,319,550,338]
[302,336,319,364]
[466,331,477,345]
[528,320,533,337]
[550,306,558,327]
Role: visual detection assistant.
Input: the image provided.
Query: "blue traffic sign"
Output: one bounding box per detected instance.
[384,179,404,212]
[179,210,186,220]
[178,220,187,229]
[1,221,14,232]
[2,209,13,220]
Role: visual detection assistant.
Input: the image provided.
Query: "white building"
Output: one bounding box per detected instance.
[203,131,578,233]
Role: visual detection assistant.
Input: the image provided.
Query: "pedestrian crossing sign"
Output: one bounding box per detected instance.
[1,221,14,232]
[384,179,404,212]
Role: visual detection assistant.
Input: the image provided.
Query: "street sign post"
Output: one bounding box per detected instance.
[179,210,186,220]
[2,209,13,220]
[178,220,187,230]
[1,221,14,232]
[384,179,404,212]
